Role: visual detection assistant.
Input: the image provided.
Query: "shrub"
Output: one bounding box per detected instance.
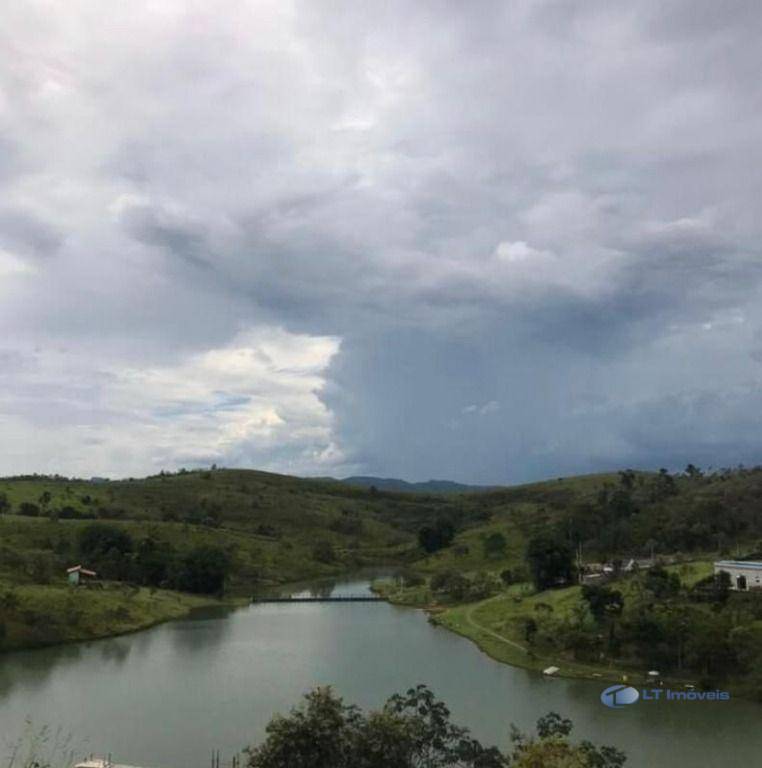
[18,502,40,517]
[173,545,231,594]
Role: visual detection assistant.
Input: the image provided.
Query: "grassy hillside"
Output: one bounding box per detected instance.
[0,581,218,651]
[338,476,494,493]
[4,464,762,658]
[0,467,488,650]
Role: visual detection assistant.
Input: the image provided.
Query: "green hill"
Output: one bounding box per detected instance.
[336,476,496,494]
[2,464,762,655]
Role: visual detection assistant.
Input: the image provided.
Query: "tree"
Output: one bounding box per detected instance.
[418,519,455,553]
[174,544,231,594]
[245,686,626,768]
[79,523,133,559]
[526,534,574,590]
[18,502,40,517]
[510,712,626,768]
[483,532,507,559]
[312,540,336,564]
[522,617,538,644]
[581,585,624,623]
[134,537,176,586]
[246,684,507,768]
[650,468,677,501]
[644,566,680,599]
[430,570,470,601]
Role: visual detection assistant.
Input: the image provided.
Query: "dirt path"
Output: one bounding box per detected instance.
[462,595,529,655]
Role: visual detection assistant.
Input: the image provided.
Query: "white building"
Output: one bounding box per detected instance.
[713,560,762,591]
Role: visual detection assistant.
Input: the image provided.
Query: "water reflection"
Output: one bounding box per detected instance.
[0,643,83,698]
[0,577,759,768]
[98,639,132,664]
[168,610,236,654]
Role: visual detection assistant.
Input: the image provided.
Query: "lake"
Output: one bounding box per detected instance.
[1,577,760,768]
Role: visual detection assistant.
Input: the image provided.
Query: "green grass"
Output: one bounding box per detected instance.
[431,559,723,687]
[666,559,715,586]
[433,584,635,682]
[415,518,526,576]
[2,464,761,658]
[0,579,228,651]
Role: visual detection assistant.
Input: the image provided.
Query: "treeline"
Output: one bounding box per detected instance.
[77,523,231,594]
[554,466,762,558]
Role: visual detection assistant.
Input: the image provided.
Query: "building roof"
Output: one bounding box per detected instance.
[66,565,97,576]
[715,560,762,570]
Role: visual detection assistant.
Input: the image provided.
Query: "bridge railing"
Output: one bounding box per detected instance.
[251,594,384,603]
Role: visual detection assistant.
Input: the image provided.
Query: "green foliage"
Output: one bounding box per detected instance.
[418,519,456,553]
[690,570,731,605]
[133,536,176,587]
[400,570,425,588]
[522,617,538,644]
[173,545,231,594]
[482,531,507,559]
[245,687,625,768]
[526,534,574,590]
[430,570,500,602]
[79,523,134,559]
[581,585,624,623]
[430,570,470,600]
[643,566,681,599]
[249,686,507,768]
[312,540,336,564]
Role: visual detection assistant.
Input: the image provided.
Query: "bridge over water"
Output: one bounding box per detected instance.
[252,594,384,603]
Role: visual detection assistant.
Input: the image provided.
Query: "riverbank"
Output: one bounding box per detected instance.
[373,577,711,692]
[375,581,637,685]
[0,579,246,652]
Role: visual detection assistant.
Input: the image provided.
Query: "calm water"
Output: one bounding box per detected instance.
[1,578,760,768]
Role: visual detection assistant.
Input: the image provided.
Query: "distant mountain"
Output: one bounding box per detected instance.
[338,476,496,494]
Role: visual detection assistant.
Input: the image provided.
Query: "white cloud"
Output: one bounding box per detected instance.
[0,327,342,478]
[494,241,545,263]
[0,248,35,277]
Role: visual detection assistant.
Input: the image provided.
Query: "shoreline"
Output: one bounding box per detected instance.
[0,583,248,655]
[374,584,724,695]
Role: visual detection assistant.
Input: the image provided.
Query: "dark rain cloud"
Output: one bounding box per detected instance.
[1,0,762,481]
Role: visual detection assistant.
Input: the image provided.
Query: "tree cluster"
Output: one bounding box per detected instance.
[77,523,231,594]
[245,685,626,768]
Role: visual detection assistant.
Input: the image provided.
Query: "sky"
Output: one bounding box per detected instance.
[2,1,762,484]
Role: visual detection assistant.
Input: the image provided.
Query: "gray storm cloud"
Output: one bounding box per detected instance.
[1,1,762,482]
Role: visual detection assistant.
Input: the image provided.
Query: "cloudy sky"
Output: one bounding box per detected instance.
[1,1,762,483]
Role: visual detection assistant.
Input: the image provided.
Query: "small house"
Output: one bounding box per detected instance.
[714,560,762,591]
[67,565,97,586]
